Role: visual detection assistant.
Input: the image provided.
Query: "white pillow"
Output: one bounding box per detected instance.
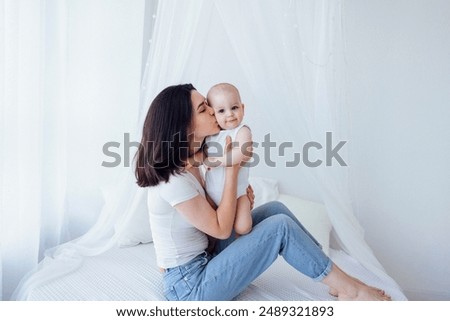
[248,176,279,208]
[115,188,153,247]
[277,194,332,255]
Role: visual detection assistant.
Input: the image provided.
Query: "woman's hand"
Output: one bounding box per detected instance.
[240,140,253,165]
[205,131,253,169]
[246,184,255,210]
[224,135,234,167]
[224,136,241,175]
[223,135,254,209]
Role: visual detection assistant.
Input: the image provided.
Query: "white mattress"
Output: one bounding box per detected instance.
[27,243,407,301]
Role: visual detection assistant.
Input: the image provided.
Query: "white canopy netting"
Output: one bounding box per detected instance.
[12,0,403,299]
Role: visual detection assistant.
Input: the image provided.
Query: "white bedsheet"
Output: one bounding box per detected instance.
[27,243,407,301]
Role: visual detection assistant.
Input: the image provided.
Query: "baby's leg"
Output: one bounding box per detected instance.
[234,195,252,236]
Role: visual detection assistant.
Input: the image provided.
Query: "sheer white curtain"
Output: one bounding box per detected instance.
[138,0,206,126]
[1,0,144,300]
[139,0,398,285]
[1,0,68,300]
[10,0,403,300]
[212,0,391,280]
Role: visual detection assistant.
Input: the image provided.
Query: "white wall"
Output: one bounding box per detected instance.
[344,0,450,300]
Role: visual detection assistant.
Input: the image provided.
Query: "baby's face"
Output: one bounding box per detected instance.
[208,91,244,130]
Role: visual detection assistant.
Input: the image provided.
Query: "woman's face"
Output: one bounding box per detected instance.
[189,90,221,146]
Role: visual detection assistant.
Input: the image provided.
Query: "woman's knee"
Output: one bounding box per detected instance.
[265,200,290,213]
[252,200,295,227]
[266,201,296,220]
[261,214,297,234]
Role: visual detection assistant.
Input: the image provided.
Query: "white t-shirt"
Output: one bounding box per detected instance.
[205,124,250,205]
[147,171,208,268]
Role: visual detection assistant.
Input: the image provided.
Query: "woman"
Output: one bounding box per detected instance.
[135,84,391,301]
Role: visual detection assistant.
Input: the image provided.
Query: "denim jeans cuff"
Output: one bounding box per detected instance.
[313,258,333,282]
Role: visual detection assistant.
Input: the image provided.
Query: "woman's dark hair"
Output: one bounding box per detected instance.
[135,84,195,187]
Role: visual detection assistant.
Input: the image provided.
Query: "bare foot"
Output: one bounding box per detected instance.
[329,287,338,297]
[322,264,392,301]
[328,285,387,299]
[337,284,391,301]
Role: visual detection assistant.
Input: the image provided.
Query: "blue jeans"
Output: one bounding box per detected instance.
[163,201,332,301]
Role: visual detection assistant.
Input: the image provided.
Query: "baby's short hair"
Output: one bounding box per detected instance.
[207,83,242,103]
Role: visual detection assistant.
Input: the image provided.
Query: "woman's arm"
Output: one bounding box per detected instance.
[174,164,240,239]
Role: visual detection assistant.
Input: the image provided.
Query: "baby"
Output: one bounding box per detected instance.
[204,83,252,236]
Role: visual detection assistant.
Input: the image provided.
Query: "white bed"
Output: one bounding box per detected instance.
[20,182,408,301]
[26,243,406,301]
